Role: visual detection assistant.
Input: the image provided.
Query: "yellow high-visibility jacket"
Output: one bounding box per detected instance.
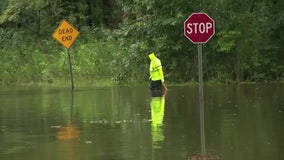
[149,53,165,82]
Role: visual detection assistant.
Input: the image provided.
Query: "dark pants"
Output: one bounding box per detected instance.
[150,80,162,91]
[150,80,163,97]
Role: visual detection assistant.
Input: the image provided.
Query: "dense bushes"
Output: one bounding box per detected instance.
[0,27,149,85]
[0,0,283,86]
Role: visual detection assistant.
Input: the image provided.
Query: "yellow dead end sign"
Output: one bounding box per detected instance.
[52,19,79,49]
[52,19,80,89]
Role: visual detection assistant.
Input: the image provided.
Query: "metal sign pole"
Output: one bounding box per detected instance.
[67,49,74,89]
[184,13,215,160]
[198,43,206,157]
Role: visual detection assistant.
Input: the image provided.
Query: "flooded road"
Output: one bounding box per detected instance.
[0,83,283,160]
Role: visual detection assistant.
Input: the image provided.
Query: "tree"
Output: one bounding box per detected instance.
[0,0,282,84]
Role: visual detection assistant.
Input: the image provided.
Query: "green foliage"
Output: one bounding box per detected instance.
[0,0,22,25]
[217,31,241,53]
[0,0,283,86]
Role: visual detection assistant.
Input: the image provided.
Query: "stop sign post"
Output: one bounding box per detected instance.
[184,13,215,157]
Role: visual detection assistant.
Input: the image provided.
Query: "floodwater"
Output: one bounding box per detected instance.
[0,83,283,160]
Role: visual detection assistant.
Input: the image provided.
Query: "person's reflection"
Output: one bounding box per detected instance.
[150,90,166,149]
[57,90,80,140]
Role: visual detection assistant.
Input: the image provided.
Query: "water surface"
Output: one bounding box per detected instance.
[0,84,283,160]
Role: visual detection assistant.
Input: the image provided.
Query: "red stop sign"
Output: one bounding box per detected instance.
[184,13,215,44]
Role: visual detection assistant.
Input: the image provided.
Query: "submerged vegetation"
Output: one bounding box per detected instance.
[0,0,283,86]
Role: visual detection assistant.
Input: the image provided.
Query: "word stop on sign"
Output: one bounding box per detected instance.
[186,22,213,34]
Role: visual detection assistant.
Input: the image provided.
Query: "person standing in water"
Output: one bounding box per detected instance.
[148,51,168,93]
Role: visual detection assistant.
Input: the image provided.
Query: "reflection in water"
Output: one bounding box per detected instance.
[150,90,166,149]
[190,82,221,160]
[189,154,219,160]
[57,124,80,140]
[0,84,283,160]
[57,90,80,140]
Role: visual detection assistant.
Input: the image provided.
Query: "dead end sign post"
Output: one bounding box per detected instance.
[184,13,215,157]
[52,19,80,89]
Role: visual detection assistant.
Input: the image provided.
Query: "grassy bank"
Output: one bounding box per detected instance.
[2,77,283,89]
